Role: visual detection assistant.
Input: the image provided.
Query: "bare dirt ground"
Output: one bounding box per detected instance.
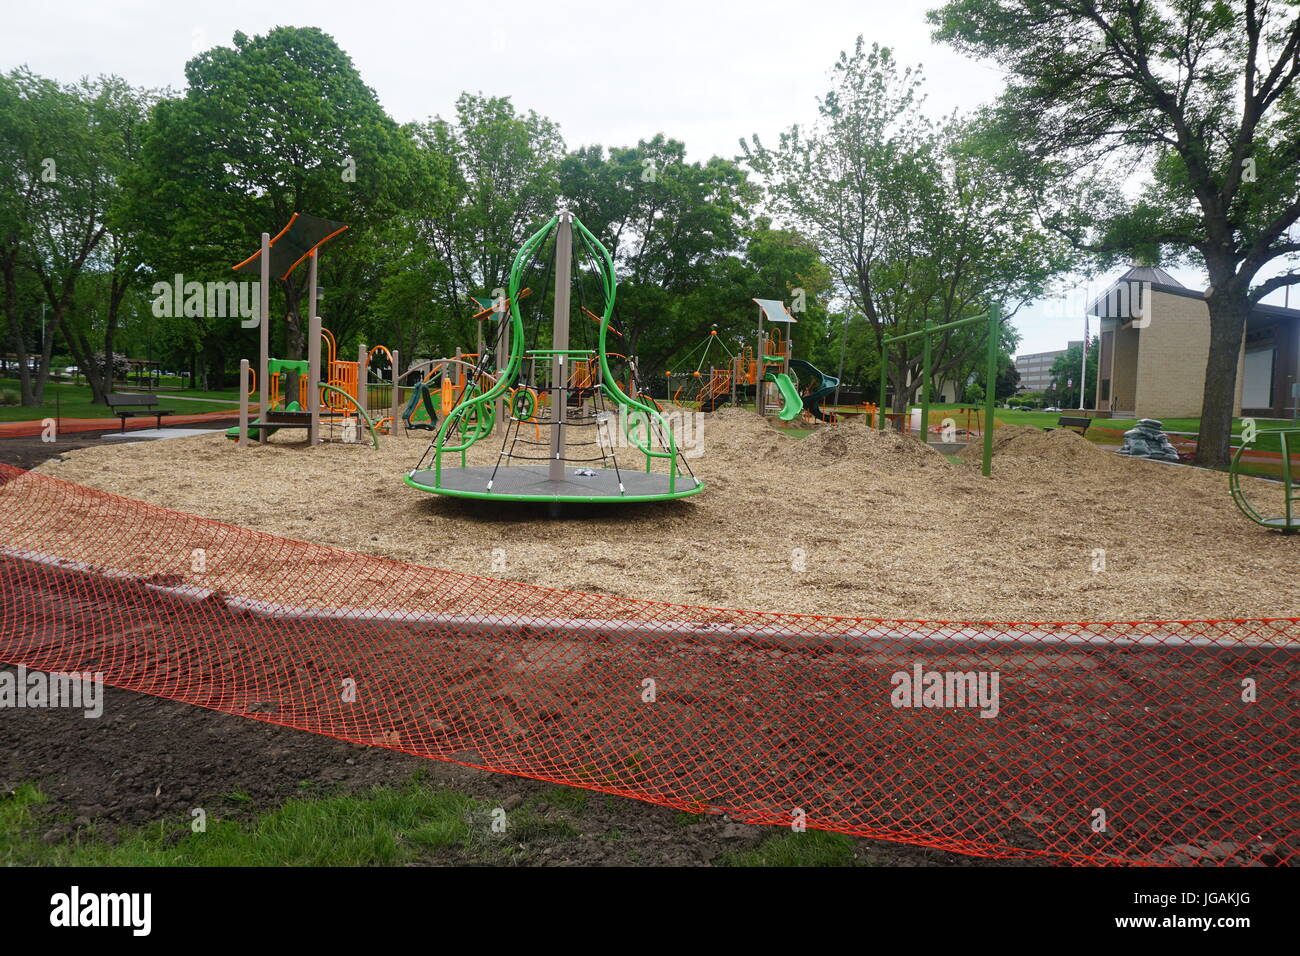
[0,664,998,866]
[26,410,1298,622]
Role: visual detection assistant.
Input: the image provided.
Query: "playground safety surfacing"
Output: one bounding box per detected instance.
[406,464,704,503]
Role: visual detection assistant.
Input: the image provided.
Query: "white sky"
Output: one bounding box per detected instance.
[4,0,1297,354]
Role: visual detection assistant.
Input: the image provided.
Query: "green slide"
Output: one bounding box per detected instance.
[766,372,803,422]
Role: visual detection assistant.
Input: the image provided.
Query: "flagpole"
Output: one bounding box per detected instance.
[1081,311,1089,410]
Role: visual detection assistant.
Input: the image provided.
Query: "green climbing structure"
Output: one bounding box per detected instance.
[405,211,703,504]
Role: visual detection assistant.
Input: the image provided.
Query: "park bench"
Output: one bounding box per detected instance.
[105,393,175,433]
[1050,415,1092,436]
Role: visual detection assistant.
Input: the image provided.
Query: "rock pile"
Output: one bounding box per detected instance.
[1117,418,1181,462]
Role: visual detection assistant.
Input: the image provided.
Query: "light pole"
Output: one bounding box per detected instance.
[834,310,851,405]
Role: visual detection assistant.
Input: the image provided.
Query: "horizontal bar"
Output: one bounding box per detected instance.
[884,313,990,345]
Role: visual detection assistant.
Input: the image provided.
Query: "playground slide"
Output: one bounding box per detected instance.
[767,372,803,422]
[789,359,840,421]
[401,381,439,431]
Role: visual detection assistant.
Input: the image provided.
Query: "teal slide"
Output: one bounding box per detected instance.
[789,359,840,421]
[766,372,803,422]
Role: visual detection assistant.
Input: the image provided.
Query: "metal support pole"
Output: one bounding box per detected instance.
[878,341,887,431]
[238,359,249,447]
[308,249,319,343]
[920,320,932,442]
[1080,327,1088,411]
[390,348,401,433]
[308,251,320,445]
[548,211,574,482]
[357,343,367,412]
[982,305,999,477]
[834,312,849,406]
[308,309,321,446]
[756,308,764,417]
[496,300,509,430]
[258,232,270,444]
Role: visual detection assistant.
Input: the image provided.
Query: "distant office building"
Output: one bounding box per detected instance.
[1015,342,1083,392]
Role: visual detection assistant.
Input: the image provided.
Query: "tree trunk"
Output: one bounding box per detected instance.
[0,250,36,406]
[205,349,226,391]
[1194,287,1251,468]
[65,320,109,405]
[891,354,920,414]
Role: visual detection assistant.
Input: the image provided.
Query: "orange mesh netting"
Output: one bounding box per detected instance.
[0,462,1294,865]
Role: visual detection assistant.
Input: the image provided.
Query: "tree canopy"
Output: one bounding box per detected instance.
[931,0,1300,463]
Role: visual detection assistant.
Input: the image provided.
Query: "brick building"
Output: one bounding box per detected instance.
[1090,265,1300,419]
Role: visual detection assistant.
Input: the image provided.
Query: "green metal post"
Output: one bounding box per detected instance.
[982,305,999,477]
[878,342,887,430]
[920,321,932,441]
[1285,431,1294,527]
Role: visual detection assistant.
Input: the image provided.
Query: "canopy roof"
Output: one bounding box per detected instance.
[232,212,349,280]
[753,298,797,323]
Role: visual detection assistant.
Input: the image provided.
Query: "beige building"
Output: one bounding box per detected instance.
[1090,266,1300,419]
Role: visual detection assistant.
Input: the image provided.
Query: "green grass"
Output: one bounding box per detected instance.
[1,777,877,866]
[920,402,1060,429]
[1091,414,1300,451]
[0,377,241,423]
[538,785,588,813]
[719,829,859,867]
[0,779,577,866]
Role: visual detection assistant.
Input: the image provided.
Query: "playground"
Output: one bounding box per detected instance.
[2,200,1296,871]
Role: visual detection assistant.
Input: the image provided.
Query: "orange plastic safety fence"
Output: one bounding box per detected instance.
[0,462,1294,865]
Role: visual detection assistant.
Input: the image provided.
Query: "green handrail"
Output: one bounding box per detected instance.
[572,217,686,490]
[1229,428,1300,533]
[431,215,556,484]
[318,382,380,450]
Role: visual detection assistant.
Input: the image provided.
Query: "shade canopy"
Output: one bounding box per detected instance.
[232,212,349,280]
[753,298,797,323]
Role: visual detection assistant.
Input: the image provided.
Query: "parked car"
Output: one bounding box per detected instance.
[1044,406,1061,412]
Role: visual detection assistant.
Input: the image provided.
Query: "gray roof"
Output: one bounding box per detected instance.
[1119,265,1183,287]
[1088,265,1300,323]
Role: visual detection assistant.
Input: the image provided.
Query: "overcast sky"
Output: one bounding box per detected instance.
[4,0,1296,355]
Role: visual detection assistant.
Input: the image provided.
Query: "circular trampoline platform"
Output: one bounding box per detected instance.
[405,464,704,503]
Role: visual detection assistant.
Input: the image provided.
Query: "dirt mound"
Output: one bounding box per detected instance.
[788,420,946,469]
[960,425,1110,469]
[697,406,789,460]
